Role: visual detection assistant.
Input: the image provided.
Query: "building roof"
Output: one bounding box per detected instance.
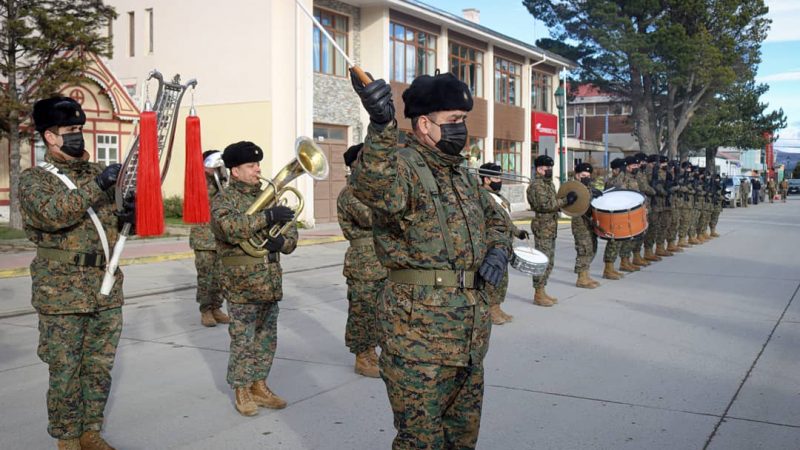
[568,83,626,104]
[391,0,577,69]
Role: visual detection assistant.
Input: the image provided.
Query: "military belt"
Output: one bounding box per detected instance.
[37,247,106,267]
[221,252,280,266]
[388,269,481,289]
[349,237,373,248]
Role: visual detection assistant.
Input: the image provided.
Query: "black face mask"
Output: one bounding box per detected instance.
[580,177,592,186]
[59,132,85,157]
[543,169,553,179]
[431,121,468,156]
[630,168,639,175]
[489,181,502,192]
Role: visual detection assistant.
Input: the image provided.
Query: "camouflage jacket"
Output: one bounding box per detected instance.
[18,152,124,314]
[527,177,566,218]
[189,174,220,251]
[337,180,387,281]
[636,170,656,210]
[351,122,509,366]
[480,186,520,241]
[211,178,298,303]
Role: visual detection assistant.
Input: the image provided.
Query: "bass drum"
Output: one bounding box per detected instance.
[591,190,647,240]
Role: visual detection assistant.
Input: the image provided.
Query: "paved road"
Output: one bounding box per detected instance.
[1,199,798,449]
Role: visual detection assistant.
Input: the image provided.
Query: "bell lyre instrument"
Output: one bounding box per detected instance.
[100,71,197,295]
[238,137,329,258]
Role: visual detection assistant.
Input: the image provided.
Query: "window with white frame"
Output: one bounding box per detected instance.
[96,134,119,165]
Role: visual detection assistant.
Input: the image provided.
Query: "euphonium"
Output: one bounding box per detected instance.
[239,137,329,257]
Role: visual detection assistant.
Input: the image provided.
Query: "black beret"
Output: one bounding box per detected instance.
[534,155,554,167]
[624,156,638,166]
[610,158,626,170]
[659,155,668,163]
[680,161,691,169]
[32,96,86,133]
[402,72,473,118]
[646,154,658,163]
[575,162,593,174]
[478,162,502,178]
[222,141,263,168]
[634,152,647,163]
[343,143,363,168]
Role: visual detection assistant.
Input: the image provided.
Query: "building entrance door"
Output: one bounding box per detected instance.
[312,124,348,223]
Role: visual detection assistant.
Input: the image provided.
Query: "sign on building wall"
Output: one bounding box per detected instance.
[532,112,558,142]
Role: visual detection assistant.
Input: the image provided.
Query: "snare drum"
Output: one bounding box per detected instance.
[510,247,549,276]
[590,190,648,240]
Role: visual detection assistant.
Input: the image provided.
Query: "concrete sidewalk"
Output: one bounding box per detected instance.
[1,200,798,449]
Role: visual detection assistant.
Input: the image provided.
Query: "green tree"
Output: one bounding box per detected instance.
[524,0,770,158]
[1,0,116,229]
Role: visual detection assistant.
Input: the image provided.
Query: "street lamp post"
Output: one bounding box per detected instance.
[554,81,566,183]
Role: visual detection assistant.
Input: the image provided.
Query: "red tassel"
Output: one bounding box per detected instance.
[135,110,165,236]
[183,115,210,223]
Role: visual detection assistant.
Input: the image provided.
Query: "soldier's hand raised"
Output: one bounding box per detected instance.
[350,71,395,126]
[96,164,122,191]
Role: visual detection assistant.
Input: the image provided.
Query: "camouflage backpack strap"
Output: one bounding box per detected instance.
[37,162,110,265]
[397,148,456,264]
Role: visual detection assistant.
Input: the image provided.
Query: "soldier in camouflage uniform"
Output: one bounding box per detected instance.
[779,178,789,202]
[709,174,724,237]
[350,71,510,449]
[665,161,684,253]
[695,169,709,243]
[210,141,297,417]
[190,150,230,327]
[601,158,627,280]
[338,143,387,377]
[572,162,602,288]
[642,154,664,262]
[528,154,576,306]
[617,156,645,272]
[20,97,130,450]
[652,155,674,258]
[633,153,655,267]
[478,162,527,324]
[678,162,696,247]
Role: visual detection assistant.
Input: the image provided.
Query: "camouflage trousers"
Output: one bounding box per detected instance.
[532,234,556,289]
[572,218,597,273]
[227,301,278,388]
[657,210,671,245]
[678,207,692,239]
[696,210,709,236]
[346,278,384,355]
[710,208,721,230]
[667,208,679,244]
[603,239,619,263]
[381,353,484,450]
[37,308,122,439]
[688,208,700,238]
[485,271,509,306]
[644,209,659,248]
[194,250,223,312]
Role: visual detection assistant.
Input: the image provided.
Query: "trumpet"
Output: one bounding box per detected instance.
[239,137,329,257]
[466,167,531,183]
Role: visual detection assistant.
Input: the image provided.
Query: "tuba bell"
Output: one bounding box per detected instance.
[239,137,329,257]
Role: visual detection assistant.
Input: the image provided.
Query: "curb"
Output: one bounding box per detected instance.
[0,235,348,280]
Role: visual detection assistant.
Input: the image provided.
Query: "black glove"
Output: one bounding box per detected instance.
[516,230,530,240]
[566,191,578,206]
[115,193,136,235]
[264,205,294,227]
[479,247,508,287]
[350,71,395,126]
[265,235,285,252]
[591,188,604,198]
[95,163,122,191]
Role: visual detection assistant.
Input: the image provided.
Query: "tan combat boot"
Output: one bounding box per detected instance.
[619,257,638,272]
[710,227,720,238]
[688,235,700,245]
[234,385,259,416]
[667,241,683,253]
[251,380,288,409]
[355,351,381,377]
[490,304,507,325]
[644,246,661,261]
[211,308,231,324]
[200,310,216,327]
[533,289,554,307]
[79,431,116,450]
[58,439,81,450]
[543,288,559,304]
[702,231,711,241]
[497,305,514,322]
[576,271,597,289]
[655,243,672,257]
[678,237,690,248]
[602,262,623,280]
[632,252,649,267]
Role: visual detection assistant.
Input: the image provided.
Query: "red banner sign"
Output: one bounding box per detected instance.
[764,132,773,178]
[532,112,559,142]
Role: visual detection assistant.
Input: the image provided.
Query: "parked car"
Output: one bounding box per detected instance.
[789,179,800,195]
[723,177,741,207]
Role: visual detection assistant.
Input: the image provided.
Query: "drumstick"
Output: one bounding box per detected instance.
[295,0,372,86]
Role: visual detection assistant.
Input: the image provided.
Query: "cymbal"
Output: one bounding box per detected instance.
[557,180,590,217]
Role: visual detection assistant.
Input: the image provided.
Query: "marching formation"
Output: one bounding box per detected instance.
[18,70,787,449]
